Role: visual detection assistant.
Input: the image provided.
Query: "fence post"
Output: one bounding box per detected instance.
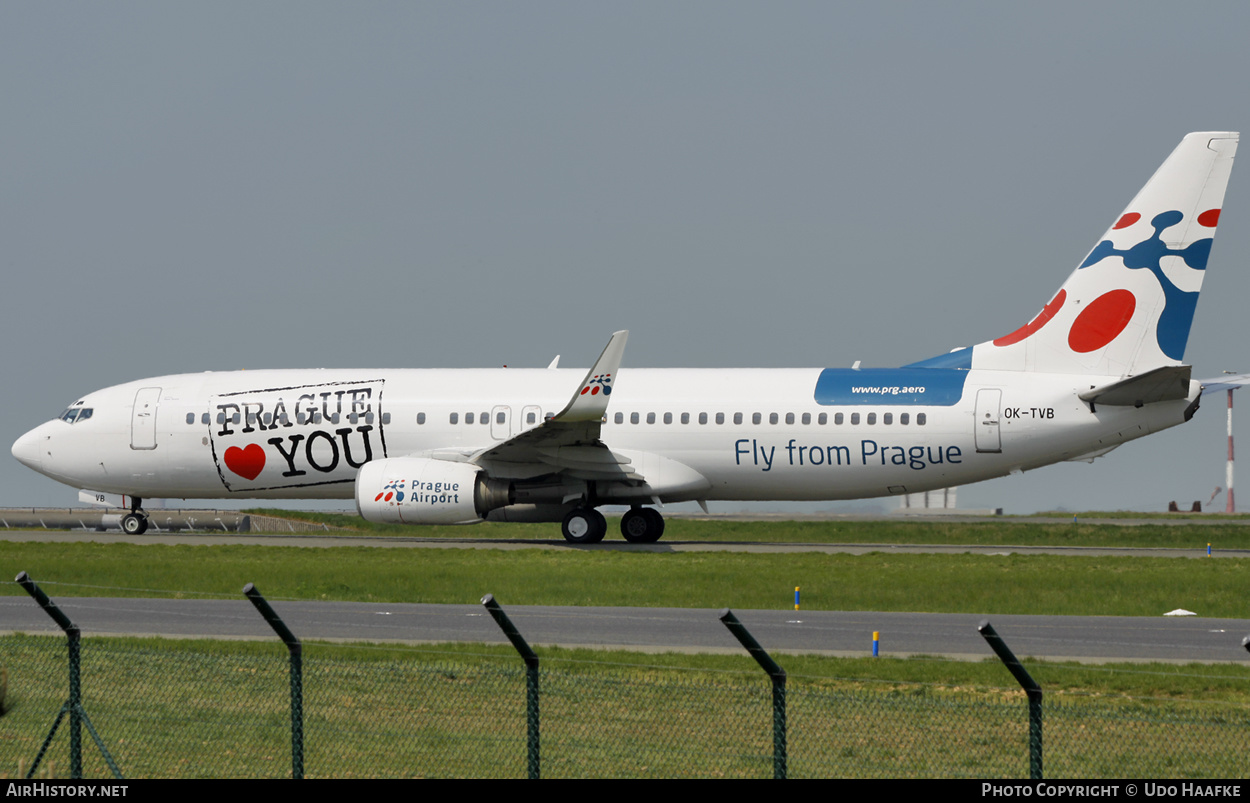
[481,594,540,779]
[979,620,1042,779]
[243,583,303,779]
[719,609,786,779]
[15,571,123,779]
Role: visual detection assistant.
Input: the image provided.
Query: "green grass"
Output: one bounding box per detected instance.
[1023,510,1250,520]
[4,635,1249,778]
[2,540,1248,616]
[246,508,1250,548]
[7,518,1247,777]
[302,640,1250,703]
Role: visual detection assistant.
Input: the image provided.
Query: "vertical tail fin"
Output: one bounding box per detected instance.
[973,132,1238,376]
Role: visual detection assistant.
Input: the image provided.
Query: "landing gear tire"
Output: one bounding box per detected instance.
[120,513,148,535]
[562,508,607,544]
[620,507,665,543]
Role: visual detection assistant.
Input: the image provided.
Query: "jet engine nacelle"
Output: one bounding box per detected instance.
[356,457,511,525]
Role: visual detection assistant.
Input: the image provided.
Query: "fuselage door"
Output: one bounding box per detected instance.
[975,388,1002,453]
[521,405,542,432]
[131,387,162,450]
[491,405,512,440]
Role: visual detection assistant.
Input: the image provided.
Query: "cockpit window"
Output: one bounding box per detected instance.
[59,407,93,423]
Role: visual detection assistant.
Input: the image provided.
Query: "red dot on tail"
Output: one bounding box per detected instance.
[1198,209,1221,227]
[580,387,589,395]
[1068,290,1136,353]
[591,386,599,395]
[1113,213,1141,230]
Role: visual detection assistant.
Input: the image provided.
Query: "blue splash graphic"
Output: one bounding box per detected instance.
[903,347,972,370]
[1079,210,1213,360]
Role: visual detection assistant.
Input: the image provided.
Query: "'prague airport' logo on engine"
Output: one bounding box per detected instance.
[376,479,405,503]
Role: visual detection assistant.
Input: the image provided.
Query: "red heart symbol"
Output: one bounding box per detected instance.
[224,443,266,480]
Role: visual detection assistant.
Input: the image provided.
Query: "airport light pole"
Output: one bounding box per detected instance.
[1227,386,1236,514]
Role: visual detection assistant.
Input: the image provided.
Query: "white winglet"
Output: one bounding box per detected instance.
[552,330,629,422]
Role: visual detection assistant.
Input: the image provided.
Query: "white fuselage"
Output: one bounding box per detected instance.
[11,366,1199,505]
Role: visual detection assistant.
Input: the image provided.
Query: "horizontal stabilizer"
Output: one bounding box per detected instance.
[1078,365,1191,407]
[1200,372,1250,395]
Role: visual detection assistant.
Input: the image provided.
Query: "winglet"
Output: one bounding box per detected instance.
[553,330,628,422]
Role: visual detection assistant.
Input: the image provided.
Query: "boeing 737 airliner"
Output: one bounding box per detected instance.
[11,132,1242,542]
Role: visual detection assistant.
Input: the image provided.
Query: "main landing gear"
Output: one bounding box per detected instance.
[620,506,665,543]
[561,508,607,544]
[120,498,149,535]
[560,506,666,544]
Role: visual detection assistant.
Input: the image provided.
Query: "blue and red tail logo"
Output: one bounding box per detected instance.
[1075,209,1218,359]
[993,208,1219,360]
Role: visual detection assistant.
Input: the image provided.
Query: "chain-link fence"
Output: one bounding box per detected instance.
[4,631,1249,778]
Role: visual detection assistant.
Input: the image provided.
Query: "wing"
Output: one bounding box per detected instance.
[472,330,642,482]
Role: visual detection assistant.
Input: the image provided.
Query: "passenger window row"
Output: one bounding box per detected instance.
[433,410,541,426]
[185,406,924,429]
[609,411,927,426]
[446,412,509,425]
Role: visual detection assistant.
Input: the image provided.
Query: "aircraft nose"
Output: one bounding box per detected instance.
[12,426,45,471]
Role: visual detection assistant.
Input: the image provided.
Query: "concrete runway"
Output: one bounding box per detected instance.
[0,527,1242,558]
[4,595,1249,664]
[5,526,1249,663]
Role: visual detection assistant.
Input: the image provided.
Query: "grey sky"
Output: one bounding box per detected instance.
[5,2,1250,514]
